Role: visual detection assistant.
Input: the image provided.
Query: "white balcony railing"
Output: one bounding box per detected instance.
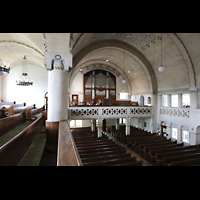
[68,106,152,120]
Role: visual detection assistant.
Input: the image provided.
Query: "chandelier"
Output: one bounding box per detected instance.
[16,55,33,86]
[0,59,10,75]
[16,73,33,86]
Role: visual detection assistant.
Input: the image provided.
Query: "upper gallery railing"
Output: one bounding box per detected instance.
[68,106,152,120]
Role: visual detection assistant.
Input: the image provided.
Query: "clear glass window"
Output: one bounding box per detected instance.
[172,128,177,140]
[162,95,168,107]
[171,94,178,107]
[182,94,190,108]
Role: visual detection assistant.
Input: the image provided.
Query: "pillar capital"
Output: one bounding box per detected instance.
[44,33,72,71]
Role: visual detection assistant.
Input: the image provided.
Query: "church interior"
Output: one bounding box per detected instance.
[1,33,200,166]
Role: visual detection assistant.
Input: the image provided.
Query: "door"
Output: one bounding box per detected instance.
[72,95,78,106]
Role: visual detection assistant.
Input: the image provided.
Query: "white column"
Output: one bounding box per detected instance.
[177,126,182,144]
[152,94,157,133]
[116,118,119,130]
[91,119,96,132]
[126,117,131,135]
[97,119,103,137]
[47,69,68,122]
[178,94,182,108]
[168,94,171,107]
[44,33,72,122]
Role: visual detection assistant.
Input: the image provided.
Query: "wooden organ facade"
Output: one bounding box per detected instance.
[83,70,116,104]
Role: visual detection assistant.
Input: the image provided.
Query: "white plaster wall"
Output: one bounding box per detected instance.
[116,75,129,100]
[131,94,153,106]
[3,65,48,107]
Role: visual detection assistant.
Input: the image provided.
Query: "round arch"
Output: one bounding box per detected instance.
[73,39,158,94]
[69,61,132,97]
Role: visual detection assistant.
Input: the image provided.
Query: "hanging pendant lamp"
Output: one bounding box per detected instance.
[158,33,165,72]
[16,55,33,86]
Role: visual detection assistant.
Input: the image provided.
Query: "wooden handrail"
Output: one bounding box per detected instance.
[57,121,82,166]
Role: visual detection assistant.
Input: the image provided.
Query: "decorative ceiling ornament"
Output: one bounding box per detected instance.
[0,58,10,75]
[16,55,33,86]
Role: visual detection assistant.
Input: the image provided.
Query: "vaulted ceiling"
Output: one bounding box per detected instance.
[71,33,200,94]
[1,33,200,95]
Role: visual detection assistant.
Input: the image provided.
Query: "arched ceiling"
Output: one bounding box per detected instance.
[71,33,200,94]
[1,33,200,95]
[0,33,44,69]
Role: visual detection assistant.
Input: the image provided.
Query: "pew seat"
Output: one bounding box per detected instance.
[0,121,32,147]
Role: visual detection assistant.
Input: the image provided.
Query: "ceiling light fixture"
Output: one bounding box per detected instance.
[122,79,126,84]
[16,55,33,86]
[0,59,10,75]
[158,33,165,72]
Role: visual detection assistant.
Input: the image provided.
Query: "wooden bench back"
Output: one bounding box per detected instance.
[0,111,26,137]
[0,114,45,166]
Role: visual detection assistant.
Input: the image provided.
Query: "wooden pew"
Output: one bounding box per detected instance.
[155,144,200,165]
[113,161,143,166]
[144,142,181,160]
[0,113,46,166]
[75,139,113,146]
[151,144,193,162]
[0,101,16,111]
[81,152,131,164]
[171,157,200,166]
[26,106,45,121]
[163,152,200,166]
[0,111,26,137]
[0,107,7,119]
[79,149,127,159]
[83,157,138,166]
[8,104,36,116]
[72,127,143,166]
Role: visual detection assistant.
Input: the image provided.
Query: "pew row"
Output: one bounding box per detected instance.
[26,106,45,121]
[112,126,200,166]
[8,104,36,116]
[72,127,143,166]
[0,107,7,119]
[0,113,46,166]
[0,111,26,137]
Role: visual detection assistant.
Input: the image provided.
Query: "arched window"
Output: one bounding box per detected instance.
[120,89,128,100]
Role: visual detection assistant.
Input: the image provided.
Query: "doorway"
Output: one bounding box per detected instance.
[72,94,78,106]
